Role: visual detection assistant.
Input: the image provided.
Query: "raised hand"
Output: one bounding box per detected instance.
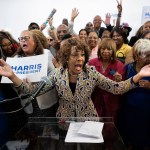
[116,0,122,14]
[71,8,79,21]
[103,13,111,26]
[40,23,47,31]
[48,18,53,27]
[0,59,13,78]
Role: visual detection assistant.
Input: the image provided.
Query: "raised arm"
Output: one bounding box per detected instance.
[93,64,150,95]
[102,13,113,32]
[68,8,79,35]
[0,59,22,87]
[116,0,122,27]
[70,8,79,22]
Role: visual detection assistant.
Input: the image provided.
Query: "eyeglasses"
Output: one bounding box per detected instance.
[30,26,39,30]
[18,36,30,42]
[48,38,54,41]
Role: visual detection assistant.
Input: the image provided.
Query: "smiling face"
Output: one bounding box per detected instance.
[19,30,36,56]
[100,47,113,61]
[98,38,116,62]
[79,29,88,40]
[68,46,85,75]
[1,38,16,57]
[112,31,123,47]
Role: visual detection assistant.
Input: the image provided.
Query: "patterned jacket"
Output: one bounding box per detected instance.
[16,65,135,118]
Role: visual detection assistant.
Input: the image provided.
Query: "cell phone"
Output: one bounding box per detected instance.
[109,68,116,76]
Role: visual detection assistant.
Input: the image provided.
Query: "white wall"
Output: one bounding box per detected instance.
[0,0,149,40]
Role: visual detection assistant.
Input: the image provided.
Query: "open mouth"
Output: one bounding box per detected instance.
[22,44,28,49]
[75,64,82,71]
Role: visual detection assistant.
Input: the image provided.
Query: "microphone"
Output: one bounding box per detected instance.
[44,8,57,25]
[0,77,52,114]
[20,76,51,114]
[19,76,52,99]
[30,76,50,99]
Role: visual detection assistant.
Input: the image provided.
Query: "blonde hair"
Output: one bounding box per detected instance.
[133,39,150,58]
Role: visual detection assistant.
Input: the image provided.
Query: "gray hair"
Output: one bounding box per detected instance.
[133,39,150,58]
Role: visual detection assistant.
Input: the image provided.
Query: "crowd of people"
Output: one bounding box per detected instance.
[0,1,150,150]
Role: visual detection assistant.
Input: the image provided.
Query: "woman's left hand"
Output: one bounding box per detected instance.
[139,64,150,78]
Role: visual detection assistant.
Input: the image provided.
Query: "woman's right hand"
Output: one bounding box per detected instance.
[0,59,14,78]
[0,59,23,86]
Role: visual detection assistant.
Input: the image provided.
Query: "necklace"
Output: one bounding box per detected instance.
[68,71,78,77]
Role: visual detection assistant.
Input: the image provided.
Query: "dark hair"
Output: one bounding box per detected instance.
[140,30,150,39]
[79,29,88,36]
[28,22,40,30]
[59,38,90,70]
[0,31,18,45]
[0,31,19,59]
[110,26,129,44]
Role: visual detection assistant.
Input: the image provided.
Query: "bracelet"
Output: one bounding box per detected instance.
[118,13,121,17]
[130,77,139,87]
[14,81,23,88]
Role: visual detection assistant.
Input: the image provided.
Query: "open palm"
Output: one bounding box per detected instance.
[0,59,13,78]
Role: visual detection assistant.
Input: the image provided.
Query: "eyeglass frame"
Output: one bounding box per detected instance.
[30,26,39,30]
[18,36,30,42]
[47,38,54,42]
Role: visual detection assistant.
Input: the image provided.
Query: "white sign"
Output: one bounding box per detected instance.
[141,6,150,24]
[1,54,48,83]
